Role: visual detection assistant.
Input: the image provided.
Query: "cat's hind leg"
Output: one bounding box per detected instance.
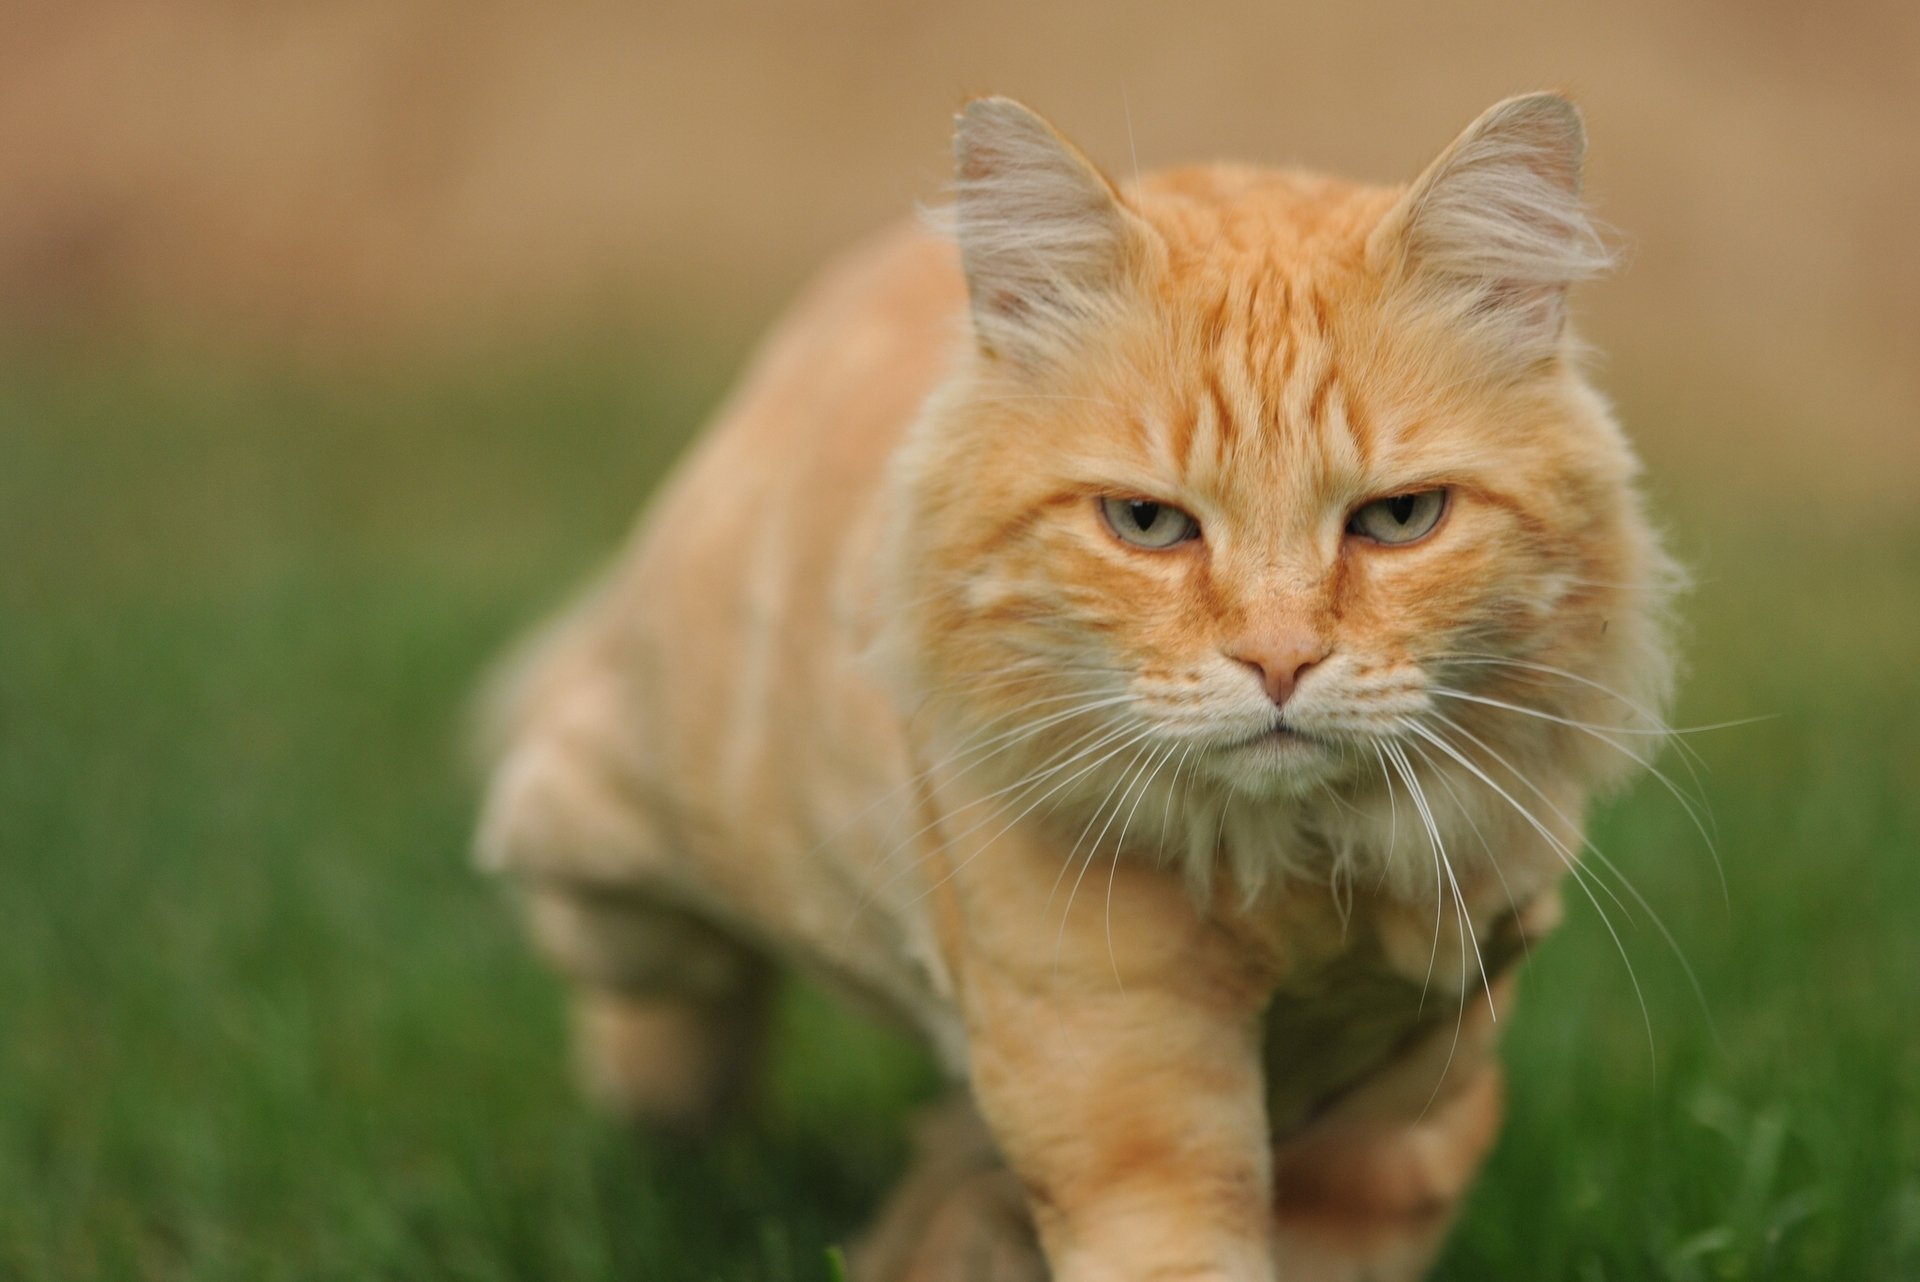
[524,883,775,1131]
[477,691,776,1131]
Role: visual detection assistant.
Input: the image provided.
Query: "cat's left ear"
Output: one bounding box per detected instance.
[951,98,1155,367]
[1368,93,1612,364]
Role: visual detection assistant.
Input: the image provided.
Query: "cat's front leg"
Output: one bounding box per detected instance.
[935,836,1281,1282]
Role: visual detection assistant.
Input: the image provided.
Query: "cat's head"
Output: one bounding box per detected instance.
[883,95,1678,891]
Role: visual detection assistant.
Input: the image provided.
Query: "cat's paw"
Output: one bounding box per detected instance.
[847,1096,1047,1282]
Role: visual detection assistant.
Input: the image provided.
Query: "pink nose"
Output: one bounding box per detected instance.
[1229,637,1330,708]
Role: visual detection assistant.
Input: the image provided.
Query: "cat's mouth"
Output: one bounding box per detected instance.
[1234,722,1324,751]
[1209,721,1343,794]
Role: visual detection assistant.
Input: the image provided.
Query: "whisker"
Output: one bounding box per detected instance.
[1050,734,1166,955]
[1431,650,1758,788]
[1396,740,1498,1020]
[1101,741,1181,991]
[1404,733,1532,969]
[1429,685,1727,904]
[1425,710,1719,1047]
[1380,741,1449,1009]
[1371,740,1400,863]
[1396,717,1657,1072]
[1156,742,1197,857]
[1431,683,1762,740]
[863,717,1146,918]
[1380,740,1477,1120]
[1431,652,1751,860]
[834,691,1139,892]
[1368,739,1400,894]
[898,725,1157,915]
[1396,717,1629,925]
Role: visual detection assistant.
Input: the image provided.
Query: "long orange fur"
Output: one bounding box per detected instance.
[475,93,1678,1281]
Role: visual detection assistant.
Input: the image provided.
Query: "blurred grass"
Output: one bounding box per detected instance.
[0,341,1914,1280]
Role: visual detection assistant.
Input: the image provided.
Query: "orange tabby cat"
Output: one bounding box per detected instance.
[475,92,1677,1281]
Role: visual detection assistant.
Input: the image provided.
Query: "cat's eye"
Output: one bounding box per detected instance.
[1100,497,1200,550]
[1347,489,1448,546]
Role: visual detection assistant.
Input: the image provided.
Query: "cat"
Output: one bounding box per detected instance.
[474,92,1678,1281]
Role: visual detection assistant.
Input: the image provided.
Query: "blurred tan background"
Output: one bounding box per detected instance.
[4,0,1916,495]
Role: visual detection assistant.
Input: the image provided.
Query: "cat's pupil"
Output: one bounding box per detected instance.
[1129,501,1161,530]
[1387,494,1417,524]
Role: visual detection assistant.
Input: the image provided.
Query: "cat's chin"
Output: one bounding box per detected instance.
[1201,728,1346,799]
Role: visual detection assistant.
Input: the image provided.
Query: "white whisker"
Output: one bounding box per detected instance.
[1425,710,1719,1046]
[868,717,1147,917]
[1429,685,1727,904]
[844,696,1140,910]
[1380,739,1476,1120]
[1101,741,1180,991]
[1051,734,1167,965]
[1396,740,1497,1020]
[1396,717,1657,1072]
[1380,741,1449,1009]
[1404,733,1531,969]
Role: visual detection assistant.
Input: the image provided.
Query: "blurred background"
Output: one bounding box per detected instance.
[3,2,1916,1279]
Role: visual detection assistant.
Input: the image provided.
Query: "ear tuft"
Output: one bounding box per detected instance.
[951,98,1145,366]
[1369,93,1612,362]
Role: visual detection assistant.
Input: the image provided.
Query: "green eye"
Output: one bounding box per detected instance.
[1348,489,1448,545]
[1100,497,1200,549]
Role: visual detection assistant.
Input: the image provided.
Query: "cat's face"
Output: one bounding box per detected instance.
[890,97,1673,868]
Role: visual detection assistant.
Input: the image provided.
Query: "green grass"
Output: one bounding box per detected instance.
[1,341,1914,1280]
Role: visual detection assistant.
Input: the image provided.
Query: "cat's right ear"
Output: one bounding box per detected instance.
[951,98,1151,367]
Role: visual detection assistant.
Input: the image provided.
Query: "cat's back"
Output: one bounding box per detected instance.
[478,223,968,909]
[618,221,966,653]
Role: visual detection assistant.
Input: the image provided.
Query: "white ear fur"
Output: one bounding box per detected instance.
[951,98,1148,365]
[1368,93,1612,362]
